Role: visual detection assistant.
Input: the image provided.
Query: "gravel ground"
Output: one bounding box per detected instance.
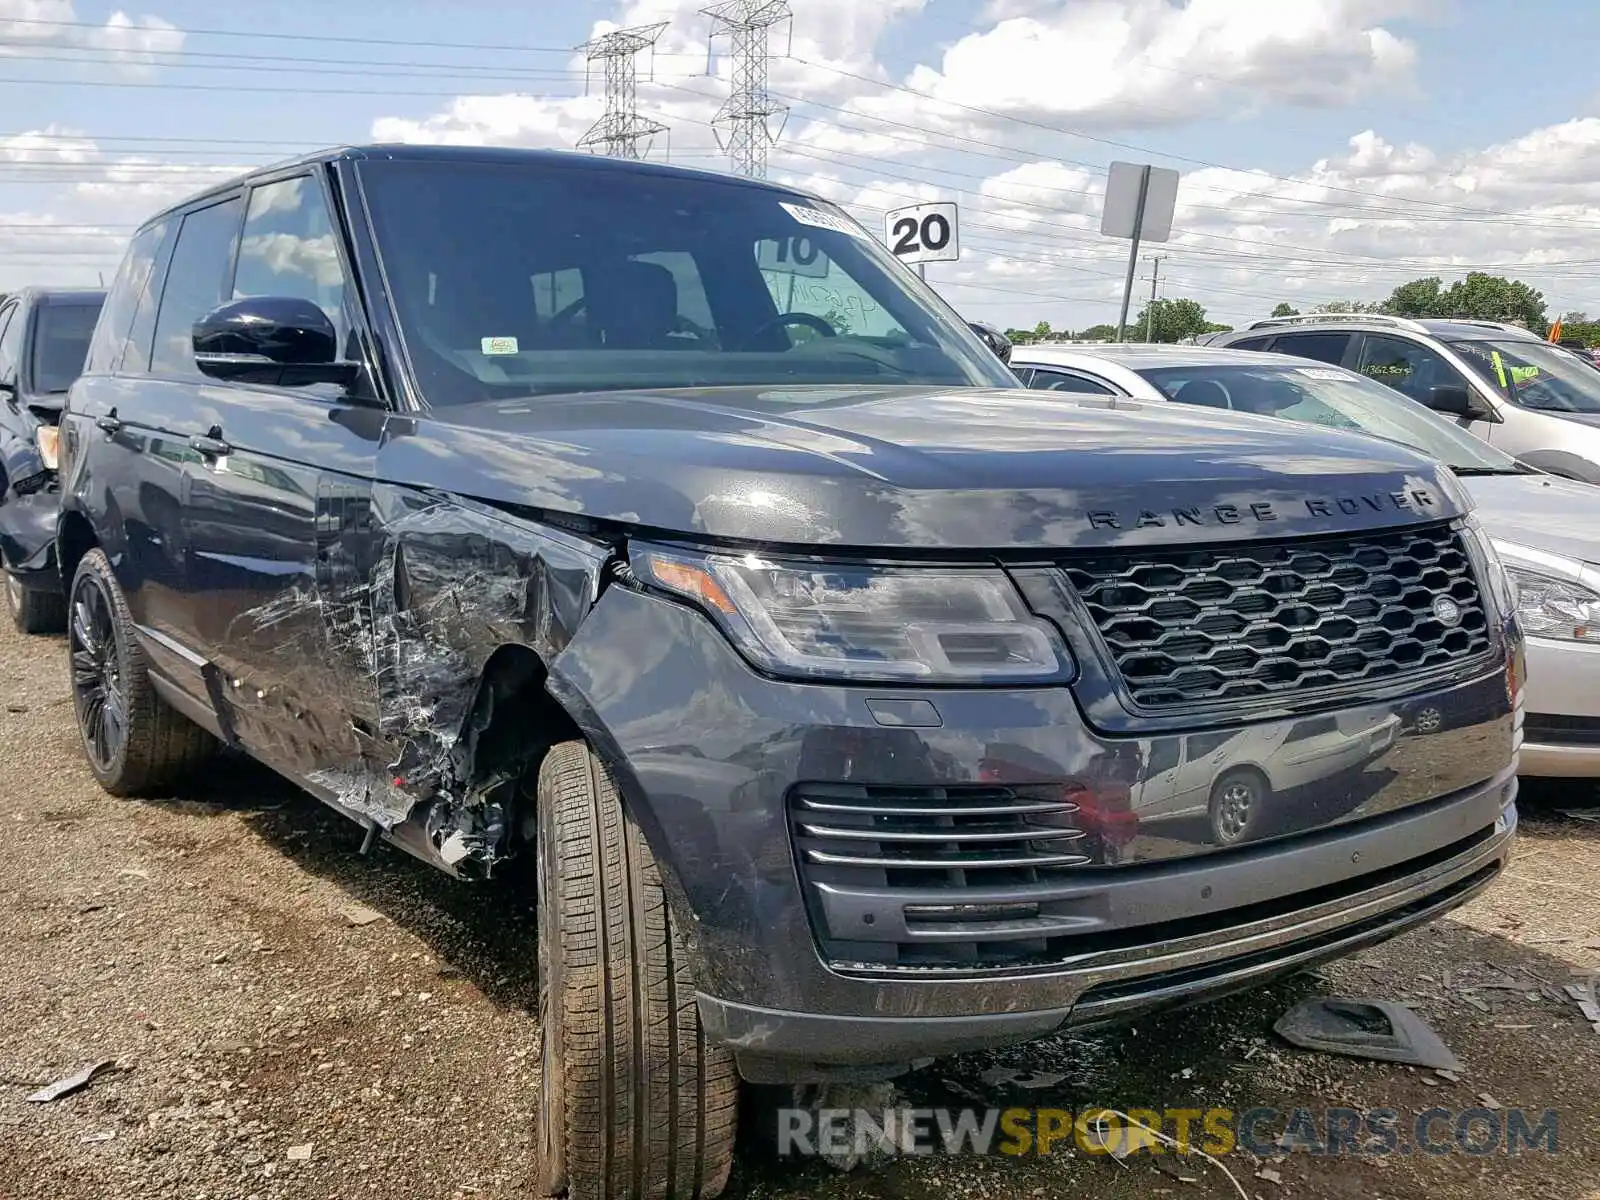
[0,614,1597,1200]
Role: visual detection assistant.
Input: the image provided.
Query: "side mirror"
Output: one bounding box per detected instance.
[1423,383,1493,420]
[193,296,358,389]
[967,320,1012,365]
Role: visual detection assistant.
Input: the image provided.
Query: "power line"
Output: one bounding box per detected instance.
[576,22,670,160]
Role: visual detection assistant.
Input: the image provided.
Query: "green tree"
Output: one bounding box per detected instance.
[1269,302,1300,318]
[1132,297,1212,343]
[1440,273,1547,330]
[1311,299,1384,314]
[1384,276,1446,318]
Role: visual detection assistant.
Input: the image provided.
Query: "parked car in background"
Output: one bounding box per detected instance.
[59,145,1520,1199]
[1209,313,1600,484]
[0,286,104,632]
[1012,341,1595,777]
[966,318,1012,363]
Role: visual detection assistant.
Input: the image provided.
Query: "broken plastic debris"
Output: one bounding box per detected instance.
[1257,1167,1284,1184]
[80,1130,116,1144]
[26,1060,118,1103]
[977,1066,1067,1090]
[1562,973,1600,1032]
[1274,997,1463,1072]
[286,1144,313,1162]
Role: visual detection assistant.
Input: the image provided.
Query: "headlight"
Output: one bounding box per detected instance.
[1505,564,1600,643]
[633,546,1072,683]
[35,426,59,472]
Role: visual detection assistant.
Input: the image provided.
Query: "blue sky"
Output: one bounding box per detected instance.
[6,0,1600,330]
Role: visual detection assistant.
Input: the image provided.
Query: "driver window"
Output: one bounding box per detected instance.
[756,237,910,343]
[1357,335,1467,402]
[234,176,351,354]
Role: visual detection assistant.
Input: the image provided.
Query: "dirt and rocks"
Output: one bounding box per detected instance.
[0,614,1596,1200]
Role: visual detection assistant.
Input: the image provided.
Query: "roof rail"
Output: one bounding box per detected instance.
[1245,312,1431,335]
[1439,318,1542,339]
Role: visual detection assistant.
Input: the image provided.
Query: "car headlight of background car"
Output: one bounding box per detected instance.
[1502,560,1600,644]
[633,545,1073,683]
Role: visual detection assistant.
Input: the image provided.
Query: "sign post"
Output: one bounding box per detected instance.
[884,202,960,281]
[1101,161,1180,342]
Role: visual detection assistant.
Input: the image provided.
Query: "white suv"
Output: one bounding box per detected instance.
[1211,313,1600,484]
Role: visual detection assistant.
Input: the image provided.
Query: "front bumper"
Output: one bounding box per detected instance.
[1518,635,1600,777]
[0,486,60,589]
[549,585,1519,1081]
[699,786,1513,1077]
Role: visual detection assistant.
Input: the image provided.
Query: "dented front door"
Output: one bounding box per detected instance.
[177,385,385,777]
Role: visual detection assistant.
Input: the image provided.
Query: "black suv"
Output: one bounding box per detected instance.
[59,146,1521,1199]
[0,286,104,631]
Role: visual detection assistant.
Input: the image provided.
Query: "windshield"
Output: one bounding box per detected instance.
[1137,360,1524,473]
[31,301,103,393]
[356,159,1017,406]
[1447,339,1600,414]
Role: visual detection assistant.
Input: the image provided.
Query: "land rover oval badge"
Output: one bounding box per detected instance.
[1432,595,1462,627]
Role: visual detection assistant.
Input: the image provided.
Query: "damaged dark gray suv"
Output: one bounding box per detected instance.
[58,145,1522,1199]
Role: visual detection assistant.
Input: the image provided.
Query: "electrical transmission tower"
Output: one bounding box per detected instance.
[702,0,792,178]
[576,22,670,160]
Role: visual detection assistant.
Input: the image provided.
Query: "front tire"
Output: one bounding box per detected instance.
[68,548,217,796]
[7,571,65,634]
[536,740,739,1200]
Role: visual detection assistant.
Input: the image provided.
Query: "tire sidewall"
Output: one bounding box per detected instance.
[535,791,569,1197]
[68,551,134,789]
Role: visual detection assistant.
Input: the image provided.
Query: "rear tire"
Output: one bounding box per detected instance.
[67,548,217,796]
[536,739,739,1200]
[6,571,65,635]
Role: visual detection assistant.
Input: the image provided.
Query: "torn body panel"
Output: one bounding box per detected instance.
[0,484,60,580]
[224,478,609,869]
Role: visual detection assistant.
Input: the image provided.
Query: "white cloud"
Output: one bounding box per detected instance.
[851,0,1421,142]
[0,0,184,73]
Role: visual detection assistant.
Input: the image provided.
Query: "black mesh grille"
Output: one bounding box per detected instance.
[1061,523,1491,711]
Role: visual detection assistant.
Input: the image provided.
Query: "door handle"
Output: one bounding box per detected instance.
[189,434,231,458]
[95,414,121,434]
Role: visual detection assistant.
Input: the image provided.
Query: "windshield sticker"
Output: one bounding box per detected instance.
[780,201,870,241]
[756,235,832,279]
[1296,368,1349,381]
[481,336,519,355]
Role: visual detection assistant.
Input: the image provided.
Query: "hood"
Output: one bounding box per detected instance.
[1460,471,1600,566]
[379,384,1469,550]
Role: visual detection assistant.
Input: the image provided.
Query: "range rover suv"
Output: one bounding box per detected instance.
[57,145,1521,1199]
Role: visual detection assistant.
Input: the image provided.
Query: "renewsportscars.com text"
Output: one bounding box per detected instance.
[776,1105,1560,1160]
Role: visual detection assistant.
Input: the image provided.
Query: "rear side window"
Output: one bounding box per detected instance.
[0,304,17,382]
[150,197,244,377]
[31,302,104,393]
[1227,335,1272,351]
[1027,368,1115,395]
[0,302,21,385]
[1268,331,1351,365]
[87,221,167,376]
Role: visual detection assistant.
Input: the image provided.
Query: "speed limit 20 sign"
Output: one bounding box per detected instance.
[884,202,959,266]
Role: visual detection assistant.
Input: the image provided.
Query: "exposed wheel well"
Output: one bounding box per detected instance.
[56,511,98,599]
[455,643,583,848]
